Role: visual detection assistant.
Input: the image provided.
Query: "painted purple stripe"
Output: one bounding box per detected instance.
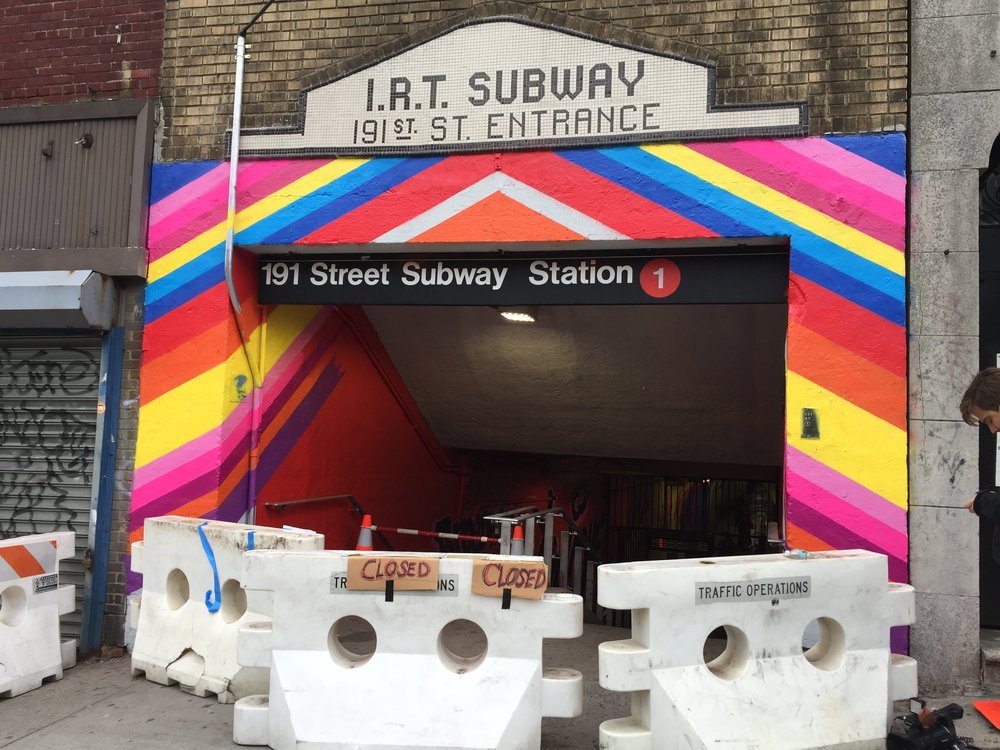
[789,501,908,583]
[258,356,346,491]
[261,312,341,417]
[132,403,251,506]
[786,446,906,529]
[209,474,253,525]
[788,469,907,560]
[128,427,252,531]
[688,141,904,250]
[262,319,345,426]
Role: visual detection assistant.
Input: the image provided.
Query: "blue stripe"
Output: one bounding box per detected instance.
[791,254,904,326]
[236,159,407,244]
[145,268,224,323]
[145,255,225,323]
[824,134,906,177]
[150,162,222,205]
[595,146,904,318]
[249,156,444,244]
[559,149,758,236]
[146,243,224,307]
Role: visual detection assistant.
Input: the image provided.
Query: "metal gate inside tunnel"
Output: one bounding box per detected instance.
[605,475,781,564]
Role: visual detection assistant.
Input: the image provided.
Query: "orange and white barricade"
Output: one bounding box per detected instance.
[130,516,324,703]
[0,531,77,698]
[598,550,916,750]
[233,550,583,749]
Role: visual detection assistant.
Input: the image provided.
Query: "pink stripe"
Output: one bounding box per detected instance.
[148,160,323,262]
[780,137,906,200]
[786,446,906,530]
[132,401,251,507]
[788,469,908,562]
[148,164,229,239]
[261,309,336,412]
[690,141,905,250]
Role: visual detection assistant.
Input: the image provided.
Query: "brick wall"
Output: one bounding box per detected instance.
[0,0,166,105]
[103,282,145,647]
[160,0,907,160]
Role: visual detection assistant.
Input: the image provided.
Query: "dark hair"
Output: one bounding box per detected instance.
[960,367,1000,425]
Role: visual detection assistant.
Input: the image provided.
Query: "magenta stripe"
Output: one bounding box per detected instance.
[730,140,905,225]
[148,164,229,236]
[148,160,323,262]
[780,137,906,200]
[149,161,285,251]
[132,401,251,507]
[787,469,907,561]
[689,141,904,250]
[786,447,906,530]
[786,447,906,529]
[789,501,908,582]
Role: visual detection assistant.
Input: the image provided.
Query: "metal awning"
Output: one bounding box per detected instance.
[0,270,117,329]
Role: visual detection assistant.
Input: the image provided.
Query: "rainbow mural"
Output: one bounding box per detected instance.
[134,134,907,587]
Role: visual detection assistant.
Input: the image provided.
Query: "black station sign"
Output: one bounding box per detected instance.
[258,254,787,305]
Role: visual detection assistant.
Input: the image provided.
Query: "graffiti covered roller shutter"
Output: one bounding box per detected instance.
[0,335,101,641]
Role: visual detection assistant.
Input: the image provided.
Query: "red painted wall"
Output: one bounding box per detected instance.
[255,306,466,551]
[0,0,164,104]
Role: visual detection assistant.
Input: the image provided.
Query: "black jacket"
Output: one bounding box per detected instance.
[973,490,1000,563]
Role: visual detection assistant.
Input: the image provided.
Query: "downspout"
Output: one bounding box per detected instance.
[225,0,277,523]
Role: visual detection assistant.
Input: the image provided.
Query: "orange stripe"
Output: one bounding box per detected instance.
[412,192,586,242]
[0,545,46,577]
[788,319,906,430]
[787,523,837,553]
[140,319,243,405]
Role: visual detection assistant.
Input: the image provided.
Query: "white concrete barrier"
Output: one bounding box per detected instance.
[0,531,77,698]
[598,549,916,750]
[130,516,324,703]
[233,550,583,749]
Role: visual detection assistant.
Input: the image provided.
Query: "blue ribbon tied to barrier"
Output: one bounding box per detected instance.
[196,521,222,613]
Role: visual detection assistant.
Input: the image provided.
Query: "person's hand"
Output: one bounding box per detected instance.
[965,498,977,514]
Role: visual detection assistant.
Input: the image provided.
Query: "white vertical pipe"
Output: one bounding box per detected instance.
[224,33,247,315]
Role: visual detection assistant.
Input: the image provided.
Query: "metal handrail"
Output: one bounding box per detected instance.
[262,494,394,551]
[264,494,362,513]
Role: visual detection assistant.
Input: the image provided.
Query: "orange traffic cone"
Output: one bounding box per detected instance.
[356,514,374,551]
[510,524,525,556]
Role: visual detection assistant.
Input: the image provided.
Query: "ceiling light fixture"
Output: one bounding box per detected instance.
[497,306,537,323]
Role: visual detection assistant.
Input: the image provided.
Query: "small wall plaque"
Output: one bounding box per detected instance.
[801,408,820,439]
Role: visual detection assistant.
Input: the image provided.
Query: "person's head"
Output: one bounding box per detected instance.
[960,367,1000,432]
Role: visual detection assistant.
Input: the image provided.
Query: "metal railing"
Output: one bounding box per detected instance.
[481,506,620,625]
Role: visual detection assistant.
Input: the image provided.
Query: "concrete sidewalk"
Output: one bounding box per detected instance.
[2,623,999,749]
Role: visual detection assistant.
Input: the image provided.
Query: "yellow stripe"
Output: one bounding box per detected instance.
[135,344,256,469]
[262,305,325,377]
[148,159,369,283]
[642,144,905,277]
[787,371,907,508]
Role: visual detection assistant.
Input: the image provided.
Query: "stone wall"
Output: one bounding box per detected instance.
[160,0,908,160]
[909,0,1000,693]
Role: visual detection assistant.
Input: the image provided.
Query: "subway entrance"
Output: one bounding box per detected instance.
[254,242,789,570]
